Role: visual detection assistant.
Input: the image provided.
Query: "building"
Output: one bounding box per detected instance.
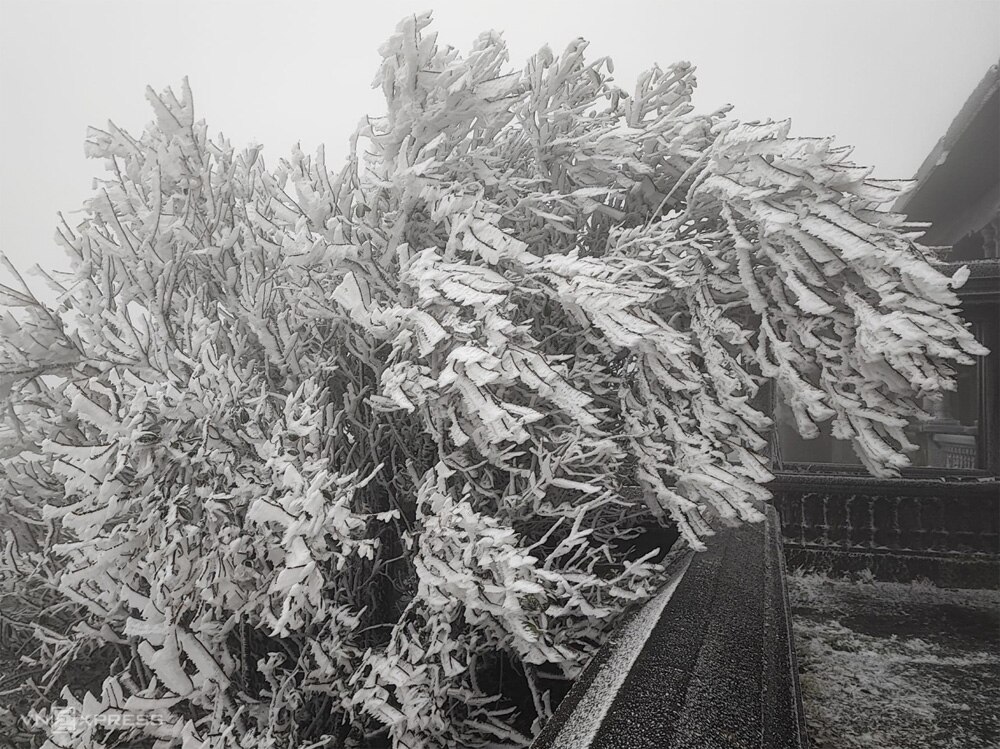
[772,62,1000,586]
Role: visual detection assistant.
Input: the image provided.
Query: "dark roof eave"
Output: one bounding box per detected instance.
[894,62,1000,214]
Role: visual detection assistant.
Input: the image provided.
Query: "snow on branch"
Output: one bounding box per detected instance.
[0,12,984,749]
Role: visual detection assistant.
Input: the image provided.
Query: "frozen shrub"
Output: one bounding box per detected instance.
[0,14,984,749]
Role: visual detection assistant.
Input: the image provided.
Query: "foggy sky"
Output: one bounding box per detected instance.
[2,0,998,285]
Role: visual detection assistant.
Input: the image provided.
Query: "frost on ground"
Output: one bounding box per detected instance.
[787,571,999,749]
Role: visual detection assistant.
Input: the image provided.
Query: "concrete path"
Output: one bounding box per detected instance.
[534,507,806,749]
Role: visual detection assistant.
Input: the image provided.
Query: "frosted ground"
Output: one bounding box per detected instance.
[788,571,999,749]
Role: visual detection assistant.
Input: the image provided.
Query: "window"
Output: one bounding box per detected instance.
[911,353,980,469]
[772,316,997,474]
[773,352,981,469]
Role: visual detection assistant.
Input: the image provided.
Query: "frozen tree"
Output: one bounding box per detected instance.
[0,14,985,749]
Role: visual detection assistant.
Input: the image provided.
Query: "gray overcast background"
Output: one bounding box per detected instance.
[1,0,998,289]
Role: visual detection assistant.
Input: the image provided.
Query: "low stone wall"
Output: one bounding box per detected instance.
[771,473,1000,588]
[532,505,806,749]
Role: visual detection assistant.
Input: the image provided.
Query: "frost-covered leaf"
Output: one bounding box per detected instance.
[0,12,985,749]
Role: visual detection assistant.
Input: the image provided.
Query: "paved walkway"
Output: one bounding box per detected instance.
[534,509,805,749]
[787,572,999,749]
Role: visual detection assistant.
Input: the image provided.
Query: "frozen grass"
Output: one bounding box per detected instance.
[788,571,999,749]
